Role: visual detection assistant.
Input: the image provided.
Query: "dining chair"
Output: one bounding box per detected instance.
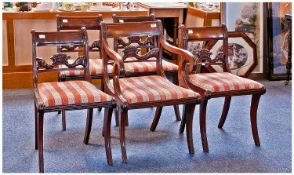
[178,24,266,152]
[112,14,182,125]
[100,20,201,163]
[56,15,114,130]
[32,28,115,172]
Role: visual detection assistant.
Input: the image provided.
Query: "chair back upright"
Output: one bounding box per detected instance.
[178,24,229,73]
[31,28,89,88]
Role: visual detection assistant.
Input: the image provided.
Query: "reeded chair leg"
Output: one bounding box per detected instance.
[119,107,128,163]
[150,106,163,131]
[200,99,209,152]
[62,110,66,131]
[179,105,186,134]
[184,103,196,154]
[250,94,261,146]
[38,111,44,173]
[218,96,231,128]
[103,107,114,165]
[83,108,93,144]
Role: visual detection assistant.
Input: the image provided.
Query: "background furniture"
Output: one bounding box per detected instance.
[101,20,201,163]
[31,28,114,172]
[185,6,221,27]
[178,24,266,152]
[2,10,148,89]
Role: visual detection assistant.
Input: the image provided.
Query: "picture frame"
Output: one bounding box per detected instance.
[221,2,263,74]
[264,2,292,80]
[209,32,258,77]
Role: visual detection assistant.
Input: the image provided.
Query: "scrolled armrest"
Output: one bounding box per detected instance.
[160,38,195,88]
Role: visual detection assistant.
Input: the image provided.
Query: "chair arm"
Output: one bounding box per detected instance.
[160,38,195,88]
[102,38,128,107]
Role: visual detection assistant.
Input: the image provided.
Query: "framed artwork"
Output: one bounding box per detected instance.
[209,32,258,77]
[265,2,292,80]
[222,2,263,74]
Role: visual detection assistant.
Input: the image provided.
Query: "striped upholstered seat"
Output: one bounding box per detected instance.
[60,59,113,77]
[124,58,178,73]
[38,81,113,107]
[110,75,200,104]
[189,72,264,94]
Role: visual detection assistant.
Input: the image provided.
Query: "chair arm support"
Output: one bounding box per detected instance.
[102,38,128,107]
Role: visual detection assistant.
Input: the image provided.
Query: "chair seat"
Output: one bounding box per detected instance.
[38,81,113,107]
[189,72,264,94]
[110,75,200,104]
[60,59,113,77]
[124,58,178,73]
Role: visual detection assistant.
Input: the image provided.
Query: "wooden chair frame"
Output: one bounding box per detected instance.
[101,20,201,163]
[178,24,266,152]
[56,15,109,130]
[32,28,115,172]
[112,14,181,125]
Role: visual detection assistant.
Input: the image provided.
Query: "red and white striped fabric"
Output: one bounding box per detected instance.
[60,59,113,76]
[38,81,113,107]
[110,75,200,104]
[124,57,178,73]
[189,72,264,93]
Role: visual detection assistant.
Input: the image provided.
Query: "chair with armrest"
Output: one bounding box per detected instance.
[32,28,115,172]
[112,14,182,125]
[100,20,201,163]
[178,24,266,152]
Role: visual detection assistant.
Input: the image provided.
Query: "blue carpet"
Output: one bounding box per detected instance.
[2,80,291,172]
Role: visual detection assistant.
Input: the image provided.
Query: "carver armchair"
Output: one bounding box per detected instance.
[100,20,201,163]
[178,24,266,152]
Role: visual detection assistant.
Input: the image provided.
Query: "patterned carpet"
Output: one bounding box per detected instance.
[2,80,291,172]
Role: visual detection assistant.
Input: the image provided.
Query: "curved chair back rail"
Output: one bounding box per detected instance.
[179,24,229,73]
[57,15,103,53]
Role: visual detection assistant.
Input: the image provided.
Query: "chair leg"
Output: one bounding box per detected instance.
[150,106,163,131]
[172,73,181,121]
[179,105,186,134]
[184,103,196,154]
[125,114,129,126]
[218,96,231,128]
[83,108,93,144]
[98,78,105,113]
[115,107,119,127]
[200,99,209,152]
[173,105,181,121]
[103,107,114,165]
[34,103,38,150]
[38,111,44,173]
[250,94,261,146]
[62,110,66,131]
[119,107,128,163]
